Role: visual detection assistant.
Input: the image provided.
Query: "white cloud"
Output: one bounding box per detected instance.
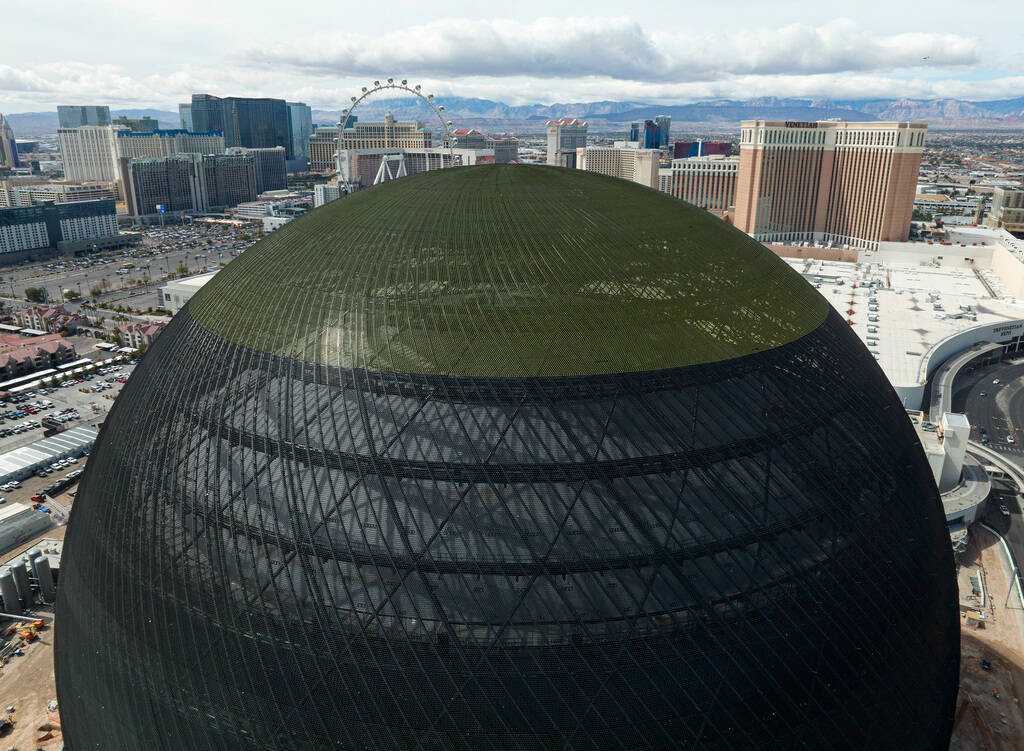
[237,17,981,82]
[0,17,1015,114]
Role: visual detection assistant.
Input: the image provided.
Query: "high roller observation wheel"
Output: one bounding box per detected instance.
[339,78,455,165]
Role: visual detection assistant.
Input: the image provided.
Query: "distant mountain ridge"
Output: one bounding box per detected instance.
[311,95,1024,130]
[5,97,1023,136]
[4,109,180,136]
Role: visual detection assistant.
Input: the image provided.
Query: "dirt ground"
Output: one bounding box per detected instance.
[0,525,68,750]
[951,527,1024,749]
[952,632,1024,750]
[0,605,61,749]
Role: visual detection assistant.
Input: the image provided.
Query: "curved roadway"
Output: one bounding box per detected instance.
[960,360,1024,605]
[961,359,1024,461]
[929,341,1002,418]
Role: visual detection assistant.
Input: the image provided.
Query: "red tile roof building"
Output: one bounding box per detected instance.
[0,333,77,380]
[117,321,166,349]
[15,305,91,334]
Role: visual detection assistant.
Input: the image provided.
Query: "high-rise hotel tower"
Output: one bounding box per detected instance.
[734,120,926,250]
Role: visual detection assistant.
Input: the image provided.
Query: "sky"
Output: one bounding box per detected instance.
[2,0,1022,113]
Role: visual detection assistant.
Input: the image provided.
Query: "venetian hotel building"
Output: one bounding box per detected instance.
[733,120,926,250]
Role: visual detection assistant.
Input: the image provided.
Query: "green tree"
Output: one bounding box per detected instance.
[90,287,103,298]
[24,287,46,303]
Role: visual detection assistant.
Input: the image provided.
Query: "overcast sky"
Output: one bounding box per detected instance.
[2,0,1021,112]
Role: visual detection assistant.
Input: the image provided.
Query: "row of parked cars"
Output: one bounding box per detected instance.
[35,454,79,479]
[0,420,40,438]
[32,467,84,502]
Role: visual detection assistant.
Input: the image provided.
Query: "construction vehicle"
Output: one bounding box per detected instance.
[18,619,44,641]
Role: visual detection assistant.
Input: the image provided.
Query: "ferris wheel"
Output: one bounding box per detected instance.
[338,78,456,165]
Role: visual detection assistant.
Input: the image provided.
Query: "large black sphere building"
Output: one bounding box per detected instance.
[56,165,958,750]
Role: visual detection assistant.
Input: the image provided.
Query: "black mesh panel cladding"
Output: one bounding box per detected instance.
[55,306,958,750]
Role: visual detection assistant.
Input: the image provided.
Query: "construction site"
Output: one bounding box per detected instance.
[0,522,65,750]
[950,525,1024,749]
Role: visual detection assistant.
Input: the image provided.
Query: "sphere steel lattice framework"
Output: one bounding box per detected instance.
[56,165,959,751]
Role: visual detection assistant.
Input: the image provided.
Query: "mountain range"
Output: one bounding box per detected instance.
[5,97,1024,136]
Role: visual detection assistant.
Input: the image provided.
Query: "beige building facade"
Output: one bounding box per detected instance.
[340,114,432,150]
[308,127,339,173]
[115,130,225,161]
[57,125,122,182]
[0,180,119,207]
[660,155,739,212]
[734,120,926,250]
[576,147,658,189]
[986,186,1024,234]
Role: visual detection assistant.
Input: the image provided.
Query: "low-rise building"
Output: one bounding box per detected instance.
[453,129,518,163]
[0,180,119,207]
[116,321,166,349]
[262,206,307,232]
[158,271,218,313]
[231,195,309,221]
[0,332,76,380]
[15,305,90,334]
[313,183,341,208]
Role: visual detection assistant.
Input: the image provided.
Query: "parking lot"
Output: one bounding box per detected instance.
[0,361,137,512]
[0,362,135,456]
[0,222,258,313]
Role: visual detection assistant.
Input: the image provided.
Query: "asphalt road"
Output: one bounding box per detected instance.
[959,359,1024,461]
[958,358,1024,606]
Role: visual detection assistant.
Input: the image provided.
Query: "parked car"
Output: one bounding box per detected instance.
[30,493,44,502]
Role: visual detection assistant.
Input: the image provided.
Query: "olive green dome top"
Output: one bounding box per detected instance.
[189,164,828,377]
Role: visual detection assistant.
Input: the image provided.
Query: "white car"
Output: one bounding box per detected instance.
[1008,436,1016,444]
[993,379,1001,385]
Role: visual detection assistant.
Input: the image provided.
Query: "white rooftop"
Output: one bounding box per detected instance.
[166,271,218,290]
[0,502,32,524]
[784,256,1024,398]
